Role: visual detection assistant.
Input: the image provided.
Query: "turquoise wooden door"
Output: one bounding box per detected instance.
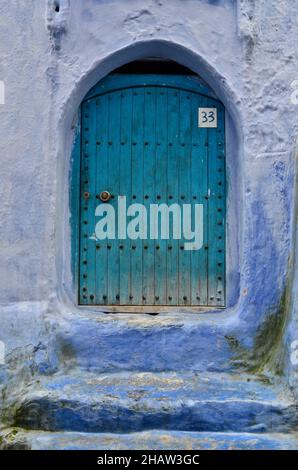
[77,74,225,307]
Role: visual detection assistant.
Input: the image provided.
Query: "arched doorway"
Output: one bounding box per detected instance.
[72,61,226,309]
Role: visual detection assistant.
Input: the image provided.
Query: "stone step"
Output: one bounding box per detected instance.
[1,428,297,450]
[53,311,236,373]
[9,371,297,434]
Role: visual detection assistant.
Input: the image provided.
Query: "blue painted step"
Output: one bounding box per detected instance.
[1,429,297,450]
[54,312,238,373]
[12,371,296,434]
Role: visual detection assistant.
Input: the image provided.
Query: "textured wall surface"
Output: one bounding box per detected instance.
[0,0,297,440]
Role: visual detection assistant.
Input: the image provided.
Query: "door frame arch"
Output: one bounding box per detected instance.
[57,41,242,314]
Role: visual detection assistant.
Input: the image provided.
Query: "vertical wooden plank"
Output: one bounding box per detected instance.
[154,87,168,305]
[95,94,109,305]
[79,102,89,305]
[79,99,97,305]
[130,87,144,305]
[207,100,226,307]
[119,89,133,305]
[190,95,208,306]
[70,116,81,298]
[166,89,180,305]
[216,104,226,306]
[178,90,191,305]
[142,87,156,305]
[107,92,121,305]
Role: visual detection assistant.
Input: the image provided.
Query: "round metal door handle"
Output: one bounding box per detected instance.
[97,191,112,202]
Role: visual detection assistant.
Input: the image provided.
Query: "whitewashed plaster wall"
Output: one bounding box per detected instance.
[0,0,297,395]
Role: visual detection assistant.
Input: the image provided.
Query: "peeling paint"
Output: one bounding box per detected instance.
[0,0,297,449]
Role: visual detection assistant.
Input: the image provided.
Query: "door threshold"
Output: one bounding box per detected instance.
[79,305,225,314]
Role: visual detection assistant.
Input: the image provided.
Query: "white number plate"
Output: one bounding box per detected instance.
[198,108,217,128]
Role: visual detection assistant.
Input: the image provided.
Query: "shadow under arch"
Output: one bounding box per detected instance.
[58,39,243,313]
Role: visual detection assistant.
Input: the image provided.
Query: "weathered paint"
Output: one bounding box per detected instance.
[0,0,297,449]
[1,429,298,451]
[76,74,226,307]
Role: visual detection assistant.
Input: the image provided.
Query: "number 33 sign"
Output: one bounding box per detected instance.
[198,108,217,128]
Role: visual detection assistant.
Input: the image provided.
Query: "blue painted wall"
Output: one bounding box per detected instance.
[0,0,297,423]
